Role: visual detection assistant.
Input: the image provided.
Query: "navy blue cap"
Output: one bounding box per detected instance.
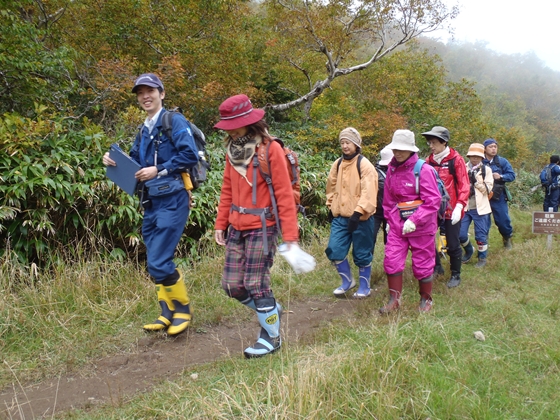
[483,138,498,147]
[132,73,164,93]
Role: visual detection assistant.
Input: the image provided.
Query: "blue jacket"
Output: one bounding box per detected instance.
[130,108,199,173]
[482,155,516,183]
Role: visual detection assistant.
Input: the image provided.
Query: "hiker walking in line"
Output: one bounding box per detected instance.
[460,143,494,268]
[482,138,516,249]
[213,94,300,358]
[540,155,560,212]
[325,128,378,299]
[373,146,393,248]
[102,73,198,336]
[380,130,441,313]
[423,126,470,288]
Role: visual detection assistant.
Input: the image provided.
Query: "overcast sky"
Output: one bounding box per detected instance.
[428,0,560,72]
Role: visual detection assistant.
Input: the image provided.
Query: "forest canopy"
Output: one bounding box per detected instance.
[0,0,557,262]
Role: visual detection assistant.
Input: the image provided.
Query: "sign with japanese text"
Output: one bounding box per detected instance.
[533,211,560,234]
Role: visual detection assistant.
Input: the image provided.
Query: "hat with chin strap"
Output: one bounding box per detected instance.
[421,126,450,143]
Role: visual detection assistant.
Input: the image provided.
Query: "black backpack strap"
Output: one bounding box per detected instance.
[336,155,363,179]
[161,110,175,142]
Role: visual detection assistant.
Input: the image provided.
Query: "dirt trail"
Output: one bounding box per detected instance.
[0,298,357,419]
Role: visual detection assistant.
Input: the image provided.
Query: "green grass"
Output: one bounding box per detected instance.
[2,207,560,418]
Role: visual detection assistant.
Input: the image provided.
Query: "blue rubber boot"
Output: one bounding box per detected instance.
[333,259,356,297]
[244,297,281,358]
[353,264,372,299]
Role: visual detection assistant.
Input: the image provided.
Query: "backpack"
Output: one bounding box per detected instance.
[375,166,386,214]
[253,136,304,217]
[540,165,553,187]
[414,159,451,221]
[161,108,210,190]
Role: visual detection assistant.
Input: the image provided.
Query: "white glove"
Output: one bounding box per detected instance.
[278,243,316,274]
[402,219,416,235]
[385,224,390,235]
[451,203,464,225]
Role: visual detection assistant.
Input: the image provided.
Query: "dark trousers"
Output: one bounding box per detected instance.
[543,187,560,212]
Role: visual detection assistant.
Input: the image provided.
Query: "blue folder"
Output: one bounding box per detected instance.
[105,143,141,196]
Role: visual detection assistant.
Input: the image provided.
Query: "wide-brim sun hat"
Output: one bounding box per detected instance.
[421,126,450,143]
[466,143,485,158]
[214,94,265,130]
[387,129,419,152]
[378,146,394,165]
[132,73,164,93]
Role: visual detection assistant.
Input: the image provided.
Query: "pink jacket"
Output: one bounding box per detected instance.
[383,153,441,237]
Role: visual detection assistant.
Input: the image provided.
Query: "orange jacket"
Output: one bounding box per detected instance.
[215,139,299,242]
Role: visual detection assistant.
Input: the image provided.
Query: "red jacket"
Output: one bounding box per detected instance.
[427,148,470,219]
[214,139,299,242]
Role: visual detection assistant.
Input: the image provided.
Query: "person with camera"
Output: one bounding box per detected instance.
[459,143,494,268]
[482,138,516,249]
[103,73,199,336]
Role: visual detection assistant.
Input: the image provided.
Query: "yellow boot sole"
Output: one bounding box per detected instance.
[167,313,192,336]
[143,316,172,332]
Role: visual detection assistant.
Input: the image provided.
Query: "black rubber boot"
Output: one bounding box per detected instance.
[447,257,462,288]
[461,241,474,263]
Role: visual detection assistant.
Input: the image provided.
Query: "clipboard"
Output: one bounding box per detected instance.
[105,143,141,196]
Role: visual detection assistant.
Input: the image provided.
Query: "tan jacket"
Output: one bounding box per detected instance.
[326,154,378,219]
[469,163,493,215]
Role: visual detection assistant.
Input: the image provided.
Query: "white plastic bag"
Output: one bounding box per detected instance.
[278,243,316,274]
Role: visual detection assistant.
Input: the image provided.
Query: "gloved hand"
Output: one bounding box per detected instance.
[385,224,390,235]
[347,211,362,233]
[278,243,316,274]
[327,210,334,223]
[451,203,464,225]
[402,219,416,234]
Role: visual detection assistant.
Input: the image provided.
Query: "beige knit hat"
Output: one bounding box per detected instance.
[339,127,362,148]
[467,143,485,158]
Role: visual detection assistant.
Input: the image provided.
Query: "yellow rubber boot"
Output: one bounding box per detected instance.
[143,284,175,332]
[166,272,192,336]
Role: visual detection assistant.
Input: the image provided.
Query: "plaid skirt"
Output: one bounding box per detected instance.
[221,226,278,300]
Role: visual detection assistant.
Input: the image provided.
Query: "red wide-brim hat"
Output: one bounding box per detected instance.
[214,94,265,130]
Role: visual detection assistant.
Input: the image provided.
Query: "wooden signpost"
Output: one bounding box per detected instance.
[532,209,560,248]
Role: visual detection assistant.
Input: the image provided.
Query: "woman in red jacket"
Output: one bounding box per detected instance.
[422,126,470,288]
[213,94,300,358]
